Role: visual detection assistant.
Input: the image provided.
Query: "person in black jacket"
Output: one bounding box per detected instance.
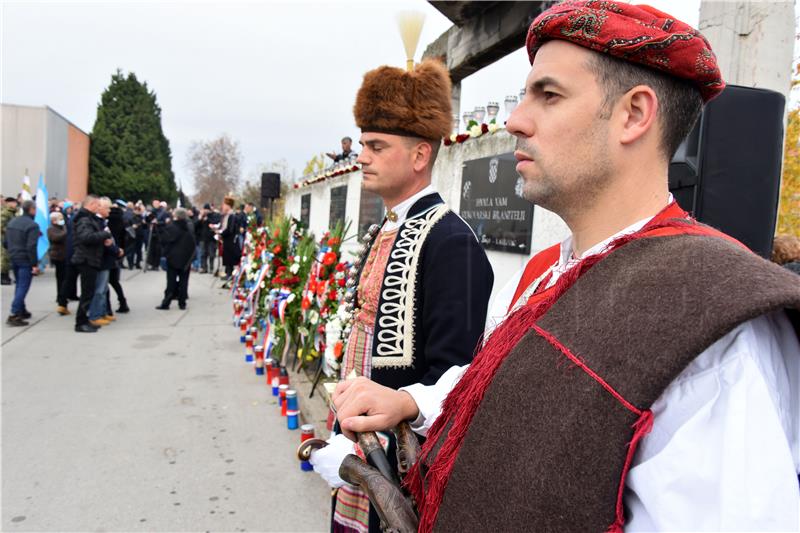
[48,211,69,315]
[107,201,129,313]
[156,208,195,310]
[4,200,40,326]
[200,204,220,274]
[308,60,493,532]
[190,206,203,271]
[71,195,113,333]
[218,196,241,285]
[59,202,80,304]
[145,200,168,270]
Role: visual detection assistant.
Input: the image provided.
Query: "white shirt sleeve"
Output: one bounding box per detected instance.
[484,267,523,332]
[400,365,469,437]
[399,267,525,438]
[625,310,800,532]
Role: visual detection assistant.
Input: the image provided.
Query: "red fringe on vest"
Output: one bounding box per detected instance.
[404,212,745,533]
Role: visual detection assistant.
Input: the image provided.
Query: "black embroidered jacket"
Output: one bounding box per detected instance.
[357,192,494,390]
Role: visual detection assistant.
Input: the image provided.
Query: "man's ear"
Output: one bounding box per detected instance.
[618,85,659,147]
[412,141,434,173]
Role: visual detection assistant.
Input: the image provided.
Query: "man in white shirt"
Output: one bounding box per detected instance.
[330,2,800,531]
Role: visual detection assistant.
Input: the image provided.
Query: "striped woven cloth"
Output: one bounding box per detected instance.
[333,229,397,532]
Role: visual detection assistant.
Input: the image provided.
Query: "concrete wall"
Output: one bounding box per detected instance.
[285,170,364,260]
[1,104,89,201]
[699,1,794,100]
[1,104,47,197]
[285,130,570,303]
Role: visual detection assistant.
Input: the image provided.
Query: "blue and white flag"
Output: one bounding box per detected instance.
[34,174,50,261]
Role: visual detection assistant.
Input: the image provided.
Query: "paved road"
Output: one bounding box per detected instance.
[1,267,331,532]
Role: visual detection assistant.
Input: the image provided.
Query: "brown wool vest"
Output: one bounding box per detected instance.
[433,234,800,532]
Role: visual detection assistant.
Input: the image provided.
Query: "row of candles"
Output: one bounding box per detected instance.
[235,297,317,472]
[454,89,526,133]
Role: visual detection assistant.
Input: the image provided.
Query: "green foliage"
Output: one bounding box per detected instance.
[779,107,800,237]
[89,69,177,203]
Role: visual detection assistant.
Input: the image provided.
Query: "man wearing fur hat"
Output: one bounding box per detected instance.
[331,2,800,531]
[309,59,494,533]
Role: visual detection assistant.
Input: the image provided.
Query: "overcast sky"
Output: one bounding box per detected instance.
[2,0,702,197]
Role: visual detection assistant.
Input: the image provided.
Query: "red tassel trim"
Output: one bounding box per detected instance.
[608,409,654,532]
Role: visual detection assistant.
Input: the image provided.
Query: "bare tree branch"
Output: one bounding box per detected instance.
[186,134,242,205]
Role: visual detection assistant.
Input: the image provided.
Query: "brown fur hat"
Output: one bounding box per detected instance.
[223,195,235,208]
[354,59,452,141]
[772,234,800,265]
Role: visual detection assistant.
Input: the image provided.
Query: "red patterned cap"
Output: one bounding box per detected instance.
[526,1,725,102]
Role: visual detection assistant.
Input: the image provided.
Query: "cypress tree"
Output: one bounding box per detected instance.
[89,69,177,203]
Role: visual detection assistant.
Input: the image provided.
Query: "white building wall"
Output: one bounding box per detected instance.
[1,104,47,197]
[285,130,570,304]
[288,170,364,261]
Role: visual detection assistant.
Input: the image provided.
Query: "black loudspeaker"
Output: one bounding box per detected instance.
[669,85,785,259]
[261,173,281,207]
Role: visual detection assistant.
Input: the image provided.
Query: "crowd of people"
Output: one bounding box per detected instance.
[1,192,265,330]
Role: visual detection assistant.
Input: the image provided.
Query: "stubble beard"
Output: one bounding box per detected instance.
[517,120,613,219]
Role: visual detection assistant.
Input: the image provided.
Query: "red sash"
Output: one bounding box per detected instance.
[508,202,743,312]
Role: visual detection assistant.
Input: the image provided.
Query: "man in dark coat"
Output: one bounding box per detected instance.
[219,196,240,284]
[201,204,220,274]
[1,196,19,285]
[59,204,80,307]
[191,206,203,271]
[71,195,113,332]
[145,200,167,270]
[243,202,263,227]
[308,59,493,532]
[4,200,40,326]
[107,201,129,313]
[48,211,68,315]
[156,208,195,310]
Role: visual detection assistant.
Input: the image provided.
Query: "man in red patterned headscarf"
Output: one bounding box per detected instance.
[332,2,800,531]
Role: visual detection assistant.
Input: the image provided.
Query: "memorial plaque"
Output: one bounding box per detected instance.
[459,153,534,254]
[329,185,347,228]
[300,194,311,228]
[358,189,384,240]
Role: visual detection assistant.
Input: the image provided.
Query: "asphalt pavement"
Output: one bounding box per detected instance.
[1,266,331,532]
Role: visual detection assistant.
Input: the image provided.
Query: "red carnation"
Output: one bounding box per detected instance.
[444,137,453,146]
[481,123,489,134]
[322,251,337,266]
[335,263,345,272]
[273,244,282,254]
[337,278,346,287]
[328,290,338,301]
